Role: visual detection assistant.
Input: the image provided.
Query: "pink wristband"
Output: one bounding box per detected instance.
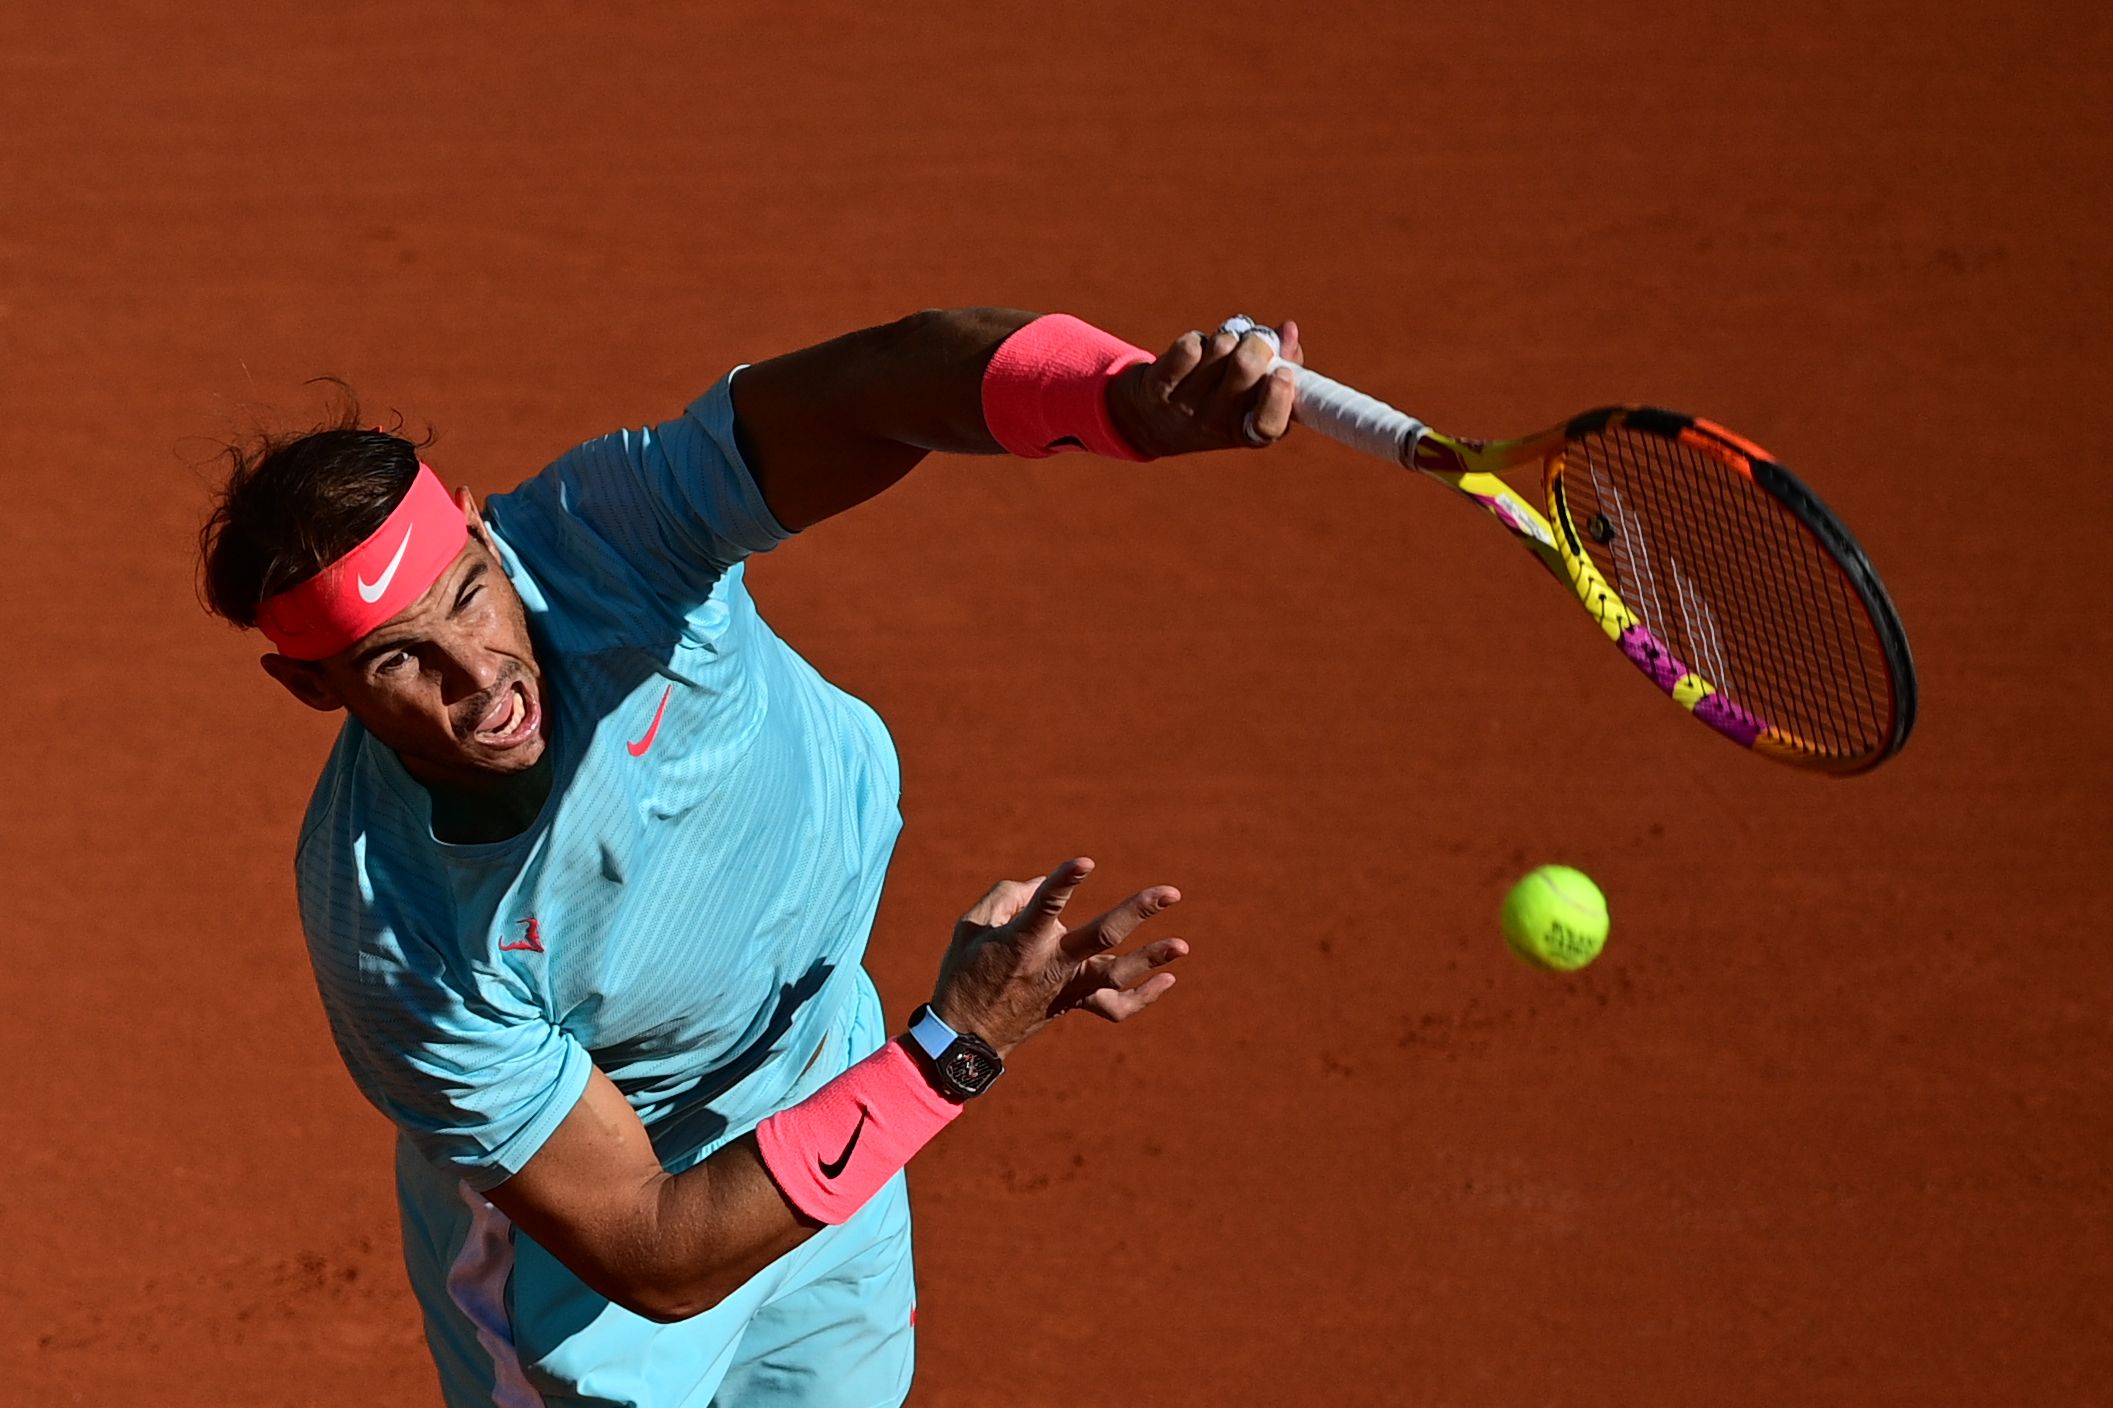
[755,1039,963,1225]
[981,313,1156,461]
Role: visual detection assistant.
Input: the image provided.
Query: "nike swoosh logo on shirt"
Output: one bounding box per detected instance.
[626,684,674,758]
[356,524,414,603]
[818,1108,869,1180]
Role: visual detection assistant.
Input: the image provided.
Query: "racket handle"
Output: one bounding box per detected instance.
[1220,315,1425,467]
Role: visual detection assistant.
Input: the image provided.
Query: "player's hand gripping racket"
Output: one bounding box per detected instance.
[1218,316,1917,774]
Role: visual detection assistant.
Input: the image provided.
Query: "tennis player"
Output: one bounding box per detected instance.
[198,309,1301,1407]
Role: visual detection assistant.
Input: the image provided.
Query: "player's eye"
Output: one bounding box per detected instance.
[376,649,413,675]
[454,584,483,613]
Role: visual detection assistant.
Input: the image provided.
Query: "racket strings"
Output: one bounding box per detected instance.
[1561,429,1895,761]
[1642,430,1888,756]
[1735,439,1886,745]
[1665,433,1887,754]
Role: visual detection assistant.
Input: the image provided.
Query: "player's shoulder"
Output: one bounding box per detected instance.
[490,497,763,667]
[293,723,449,962]
[292,720,364,862]
[479,374,785,648]
[292,717,413,864]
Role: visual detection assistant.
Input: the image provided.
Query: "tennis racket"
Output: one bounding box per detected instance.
[1219,316,1918,774]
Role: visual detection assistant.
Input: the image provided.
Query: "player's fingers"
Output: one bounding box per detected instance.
[1094,935,1189,991]
[1007,879,1046,923]
[1058,886,1180,961]
[1169,330,1243,413]
[1080,971,1179,1022]
[1191,333,1279,452]
[952,879,1040,949]
[961,878,1022,921]
[1245,364,1299,444]
[1144,332,1205,400]
[1014,857,1094,943]
[1222,331,1278,398]
[964,878,1042,930]
[1278,319,1304,366]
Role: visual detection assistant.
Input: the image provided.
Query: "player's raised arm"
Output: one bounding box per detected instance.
[728,308,1304,531]
[483,859,1186,1322]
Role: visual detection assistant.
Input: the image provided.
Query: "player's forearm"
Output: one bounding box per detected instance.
[730,307,1037,532]
[531,1134,813,1323]
[616,1135,816,1321]
[487,1073,821,1324]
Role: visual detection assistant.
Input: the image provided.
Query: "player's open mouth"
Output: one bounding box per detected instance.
[471,679,541,750]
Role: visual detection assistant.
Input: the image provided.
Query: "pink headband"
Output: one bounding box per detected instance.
[255,464,469,660]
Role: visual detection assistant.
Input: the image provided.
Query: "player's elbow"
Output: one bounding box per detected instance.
[611,1276,732,1324]
[626,1290,714,1325]
[606,1260,751,1324]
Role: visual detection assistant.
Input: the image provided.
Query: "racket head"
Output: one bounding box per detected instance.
[1535,407,1916,774]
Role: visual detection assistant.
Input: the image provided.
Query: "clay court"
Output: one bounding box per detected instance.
[4,1,2107,1402]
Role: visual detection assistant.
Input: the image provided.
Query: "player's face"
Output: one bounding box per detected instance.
[290,529,548,789]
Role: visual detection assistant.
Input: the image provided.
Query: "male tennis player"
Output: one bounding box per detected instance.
[199,309,1301,1407]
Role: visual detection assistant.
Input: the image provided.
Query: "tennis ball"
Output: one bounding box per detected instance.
[1501,865,1609,972]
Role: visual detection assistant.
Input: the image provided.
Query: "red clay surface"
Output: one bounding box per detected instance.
[4,3,2108,1403]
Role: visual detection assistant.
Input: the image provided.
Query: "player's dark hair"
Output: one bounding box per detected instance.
[198,379,437,629]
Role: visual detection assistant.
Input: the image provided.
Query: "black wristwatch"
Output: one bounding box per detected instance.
[906,1004,1004,1102]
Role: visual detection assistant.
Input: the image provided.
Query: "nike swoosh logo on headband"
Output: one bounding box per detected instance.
[357,525,414,603]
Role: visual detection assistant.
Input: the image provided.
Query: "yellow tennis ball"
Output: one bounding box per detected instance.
[1501,865,1609,972]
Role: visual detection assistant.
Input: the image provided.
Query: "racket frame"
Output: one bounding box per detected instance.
[1269,354,1915,773]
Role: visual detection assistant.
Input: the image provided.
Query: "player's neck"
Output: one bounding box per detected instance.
[415,749,556,845]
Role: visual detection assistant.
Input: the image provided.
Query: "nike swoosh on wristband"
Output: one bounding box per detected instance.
[818,1108,869,1180]
[356,524,415,603]
[626,683,674,757]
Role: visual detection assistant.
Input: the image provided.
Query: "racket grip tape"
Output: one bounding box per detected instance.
[1218,314,1425,467]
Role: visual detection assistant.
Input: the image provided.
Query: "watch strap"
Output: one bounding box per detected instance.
[907,1004,961,1064]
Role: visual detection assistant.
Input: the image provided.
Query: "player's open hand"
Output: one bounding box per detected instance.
[1107,319,1304,457]
[931,858,1188,1057]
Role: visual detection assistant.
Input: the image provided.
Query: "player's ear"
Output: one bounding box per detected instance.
[454,486,491,548]
[260,653,344,713]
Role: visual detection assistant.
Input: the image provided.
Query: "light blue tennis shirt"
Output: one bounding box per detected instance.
[294,373,903,1193]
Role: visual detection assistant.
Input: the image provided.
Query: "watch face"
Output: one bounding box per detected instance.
[940,1043,1002,1096]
